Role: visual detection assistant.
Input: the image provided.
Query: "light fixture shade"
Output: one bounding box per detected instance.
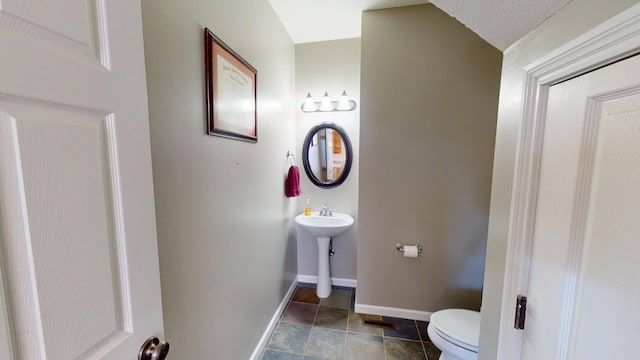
[302,92,316,112]
[319,91,333,111]
[337,90,350,111]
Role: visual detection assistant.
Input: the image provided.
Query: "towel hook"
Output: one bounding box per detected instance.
[287,151,296,165]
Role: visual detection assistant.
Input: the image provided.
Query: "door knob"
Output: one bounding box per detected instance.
[139,336,170,360]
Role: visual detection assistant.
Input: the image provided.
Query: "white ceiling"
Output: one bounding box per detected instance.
[267,0,573,51]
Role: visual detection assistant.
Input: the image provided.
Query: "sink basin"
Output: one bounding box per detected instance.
[295,212,354,238]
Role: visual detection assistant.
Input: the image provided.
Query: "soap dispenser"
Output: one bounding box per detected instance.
[304,198,312,216]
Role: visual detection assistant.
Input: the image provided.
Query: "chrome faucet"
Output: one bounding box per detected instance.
[319,204,333,217]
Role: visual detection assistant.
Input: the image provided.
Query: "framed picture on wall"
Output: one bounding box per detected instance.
[204,28,257,143]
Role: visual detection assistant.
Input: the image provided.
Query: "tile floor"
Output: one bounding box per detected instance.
[260,283,441,360]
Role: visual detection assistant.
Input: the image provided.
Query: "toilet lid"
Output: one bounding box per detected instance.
[430,309,480,351]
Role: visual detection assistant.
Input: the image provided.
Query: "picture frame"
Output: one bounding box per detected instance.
[204,28,257,142]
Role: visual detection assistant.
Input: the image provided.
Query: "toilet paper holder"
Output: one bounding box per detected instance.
[396,243,422,254]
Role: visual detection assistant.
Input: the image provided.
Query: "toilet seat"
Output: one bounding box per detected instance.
[429,309,480,353]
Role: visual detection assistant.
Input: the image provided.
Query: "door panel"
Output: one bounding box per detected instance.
[523,54,640,359]
[5,102,131,359]
[0,0,107,65]
[0,0,164,359]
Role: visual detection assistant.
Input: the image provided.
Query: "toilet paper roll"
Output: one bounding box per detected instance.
[403,245,419,258]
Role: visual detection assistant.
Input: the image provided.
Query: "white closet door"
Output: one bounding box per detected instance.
[522,54,640,359]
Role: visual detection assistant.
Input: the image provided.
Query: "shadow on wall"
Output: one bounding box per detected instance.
[280,224,299,293]
[440,288,483,311]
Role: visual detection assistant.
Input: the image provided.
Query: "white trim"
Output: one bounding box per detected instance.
[354,303,432,322]
[248,279,298,360]
[497,4,640,359]
[296,274,357,288]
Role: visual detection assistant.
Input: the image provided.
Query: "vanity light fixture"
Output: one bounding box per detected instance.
[337,91,351,111]
[319,92,333,111]
[302,93,316,112]
[300,91,357,113]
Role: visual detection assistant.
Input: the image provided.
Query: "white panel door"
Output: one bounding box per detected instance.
[0,1,165,359]
[522,54,640,359]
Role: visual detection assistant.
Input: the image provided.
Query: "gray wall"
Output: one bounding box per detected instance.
[141,1,297,358]
[295,39,361,281]
[479,0,640,359]
[358,4,502,313]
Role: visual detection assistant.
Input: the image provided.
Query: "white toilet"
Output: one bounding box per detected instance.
[427,309,480,360]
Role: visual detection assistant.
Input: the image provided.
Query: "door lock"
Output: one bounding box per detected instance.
[514,295,527,330]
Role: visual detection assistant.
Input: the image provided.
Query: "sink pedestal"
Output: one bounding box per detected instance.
[316,236,332,298]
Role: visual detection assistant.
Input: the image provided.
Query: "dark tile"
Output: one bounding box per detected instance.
[260,287,439,360]
[331,285,354,291]
[382,316,421,340]
[417,320,430,341]
[297,282,316,288]
[384,338,426,360]
[423,341,442,360]
[305,327,346,359]
[291,287,320,304]
[344,333,385,360]
[267,323,311,354]
[319,289,352,309]
[314,306,349,330]
[281,302,318,325]
[262,350,304,360]
[347,311,383,336]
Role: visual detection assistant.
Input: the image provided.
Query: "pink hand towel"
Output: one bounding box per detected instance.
[285,165,302,198]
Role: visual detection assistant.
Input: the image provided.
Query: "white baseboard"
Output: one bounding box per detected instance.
[354,302,432,322]
[249,279,298,360]
[296,274,357,288]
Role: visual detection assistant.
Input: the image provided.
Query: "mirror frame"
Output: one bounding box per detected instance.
[302,122,353,189]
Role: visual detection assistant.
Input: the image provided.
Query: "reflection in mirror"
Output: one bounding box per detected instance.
[302,122,352,188]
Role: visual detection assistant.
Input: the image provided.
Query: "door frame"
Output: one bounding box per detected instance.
[497,4,640,359]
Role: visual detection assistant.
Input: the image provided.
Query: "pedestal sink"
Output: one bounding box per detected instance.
[295,212,354,298]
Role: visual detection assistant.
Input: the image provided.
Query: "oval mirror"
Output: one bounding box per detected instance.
[302,122,353,188]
